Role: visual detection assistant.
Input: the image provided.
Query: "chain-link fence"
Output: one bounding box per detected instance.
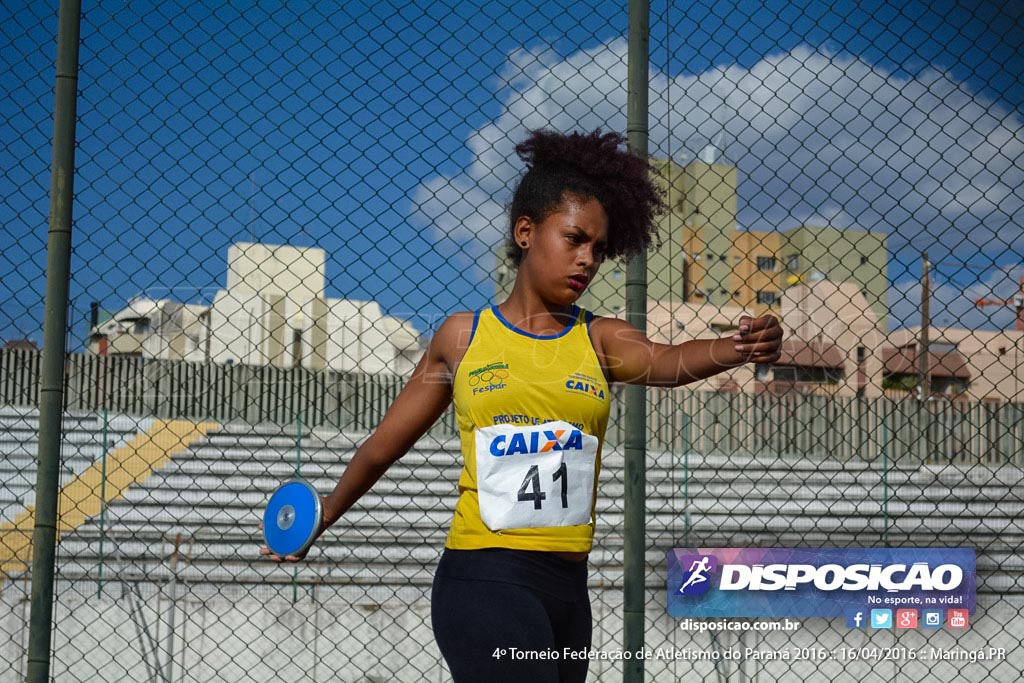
[2,0,1023,680]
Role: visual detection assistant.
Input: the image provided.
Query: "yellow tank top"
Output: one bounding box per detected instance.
[446,304,612,552]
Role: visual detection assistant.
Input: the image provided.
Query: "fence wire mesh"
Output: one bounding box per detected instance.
[1,0,1023,681]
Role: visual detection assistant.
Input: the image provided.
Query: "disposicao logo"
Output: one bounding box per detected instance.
[487,427,585,457]
[677,555,717,596]
[717,561,963,592]
[666,548,976,619]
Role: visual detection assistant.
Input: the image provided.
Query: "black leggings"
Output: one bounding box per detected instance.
[431,547,592,683]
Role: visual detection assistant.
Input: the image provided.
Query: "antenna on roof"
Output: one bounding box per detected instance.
[699,89,735,164]
[245,171,257,243]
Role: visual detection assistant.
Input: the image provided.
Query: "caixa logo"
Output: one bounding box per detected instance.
[565,378,605,399]
[488,427,585,456]
[677,554,718,596]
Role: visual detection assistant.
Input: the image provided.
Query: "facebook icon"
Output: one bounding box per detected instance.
[845,610,866,629]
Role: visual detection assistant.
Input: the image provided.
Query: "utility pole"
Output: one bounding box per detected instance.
[918,252,930,401]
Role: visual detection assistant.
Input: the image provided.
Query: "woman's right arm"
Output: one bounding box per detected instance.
[261,313,466,562]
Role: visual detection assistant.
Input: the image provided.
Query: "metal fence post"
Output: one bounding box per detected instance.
[624,0,650,679]
[96,407,108,599]
[26,0,82,680]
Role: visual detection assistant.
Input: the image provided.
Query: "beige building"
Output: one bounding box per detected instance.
[88,297,209,361]
[208,242,327,368]
[886,326,1024,403]
[305,298,421,375]
[681,221,888,322]
[89,242,423,376]
[599,279,886,398]
[618,299,759,393]
[774,279,886,398]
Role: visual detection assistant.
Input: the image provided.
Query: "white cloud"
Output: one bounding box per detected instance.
[411,175,506,267]
[411,40,1024,284]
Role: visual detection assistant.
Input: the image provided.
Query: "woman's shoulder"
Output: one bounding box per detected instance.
[431,310,480,370]
[579,311,639,362]
[580,310,628,337]
[436,310,478,340]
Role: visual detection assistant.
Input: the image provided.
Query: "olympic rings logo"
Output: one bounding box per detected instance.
[468,369,509,387]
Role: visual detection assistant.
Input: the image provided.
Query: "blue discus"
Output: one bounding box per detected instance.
[263,479,322,557]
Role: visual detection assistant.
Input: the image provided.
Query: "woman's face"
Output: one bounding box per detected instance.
[516,196,609,307]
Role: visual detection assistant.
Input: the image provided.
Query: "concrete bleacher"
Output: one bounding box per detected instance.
[2,409,1023,682]
[0,406,152,524]
[0,414,1016,595]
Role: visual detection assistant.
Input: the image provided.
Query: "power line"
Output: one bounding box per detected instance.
[931,258,1021,272]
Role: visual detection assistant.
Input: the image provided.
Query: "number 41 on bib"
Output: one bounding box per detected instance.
[475,421,598,530]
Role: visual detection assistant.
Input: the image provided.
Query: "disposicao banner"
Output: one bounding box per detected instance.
[666,548,976,619]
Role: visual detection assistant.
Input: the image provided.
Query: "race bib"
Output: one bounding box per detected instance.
[475,420,598,530]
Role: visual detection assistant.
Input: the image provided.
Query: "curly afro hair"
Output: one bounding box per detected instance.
[505,129,666,269]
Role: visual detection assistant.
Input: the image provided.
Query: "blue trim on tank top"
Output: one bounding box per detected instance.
[491,304,580,339]
[467,309,482,346]
[583,309,613,384]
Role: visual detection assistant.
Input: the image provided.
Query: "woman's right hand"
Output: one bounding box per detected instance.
[258,521,313,562]
[257,496,328,563]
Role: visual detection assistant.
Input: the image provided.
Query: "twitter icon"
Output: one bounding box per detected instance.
[870,609,893,629]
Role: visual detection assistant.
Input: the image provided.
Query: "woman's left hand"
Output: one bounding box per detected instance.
[732,315,783,364]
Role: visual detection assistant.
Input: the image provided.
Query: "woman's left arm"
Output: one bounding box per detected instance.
[595,314,783,387]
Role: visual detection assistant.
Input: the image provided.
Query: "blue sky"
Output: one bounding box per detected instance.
[2,0,1022,350]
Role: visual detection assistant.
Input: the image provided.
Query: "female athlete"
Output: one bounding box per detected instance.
[262,129,784,682]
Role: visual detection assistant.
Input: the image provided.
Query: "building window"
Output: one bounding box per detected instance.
[733,290,741,297]
[857,347,866,364]
[613,270,622,279]
[706,252,714,261]
[785,255,799,271]
[720,254,728,262]
[860,255,869,265]
[756,290,779,305]
[734,256,741,264]
[756,256,777,272]
[692,253,701,261]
